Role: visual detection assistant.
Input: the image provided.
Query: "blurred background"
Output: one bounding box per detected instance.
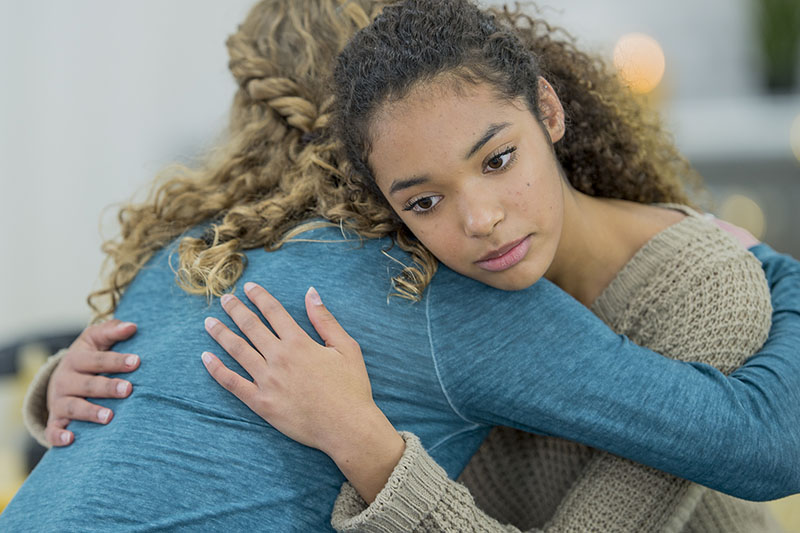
[1,0,798,524]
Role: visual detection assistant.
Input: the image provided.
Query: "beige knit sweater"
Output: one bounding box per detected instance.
[330,208,781,533]
[23,209,780,532]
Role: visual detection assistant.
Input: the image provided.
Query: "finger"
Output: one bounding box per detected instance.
[241,282,305,340]
[76,320,138,351]
[45,417,74,447]
[70,351,140,375]
[305,287,356,351]
[51,396,115,426]
[204,317,268,379]
[218,293,280,353]
[201,351,259,405]
[61,375,133,399]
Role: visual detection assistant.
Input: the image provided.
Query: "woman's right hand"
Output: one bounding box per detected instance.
[45,320,140,446]
[202,283,405,503]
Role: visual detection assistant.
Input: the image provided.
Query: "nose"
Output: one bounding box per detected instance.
[460,189,504,238]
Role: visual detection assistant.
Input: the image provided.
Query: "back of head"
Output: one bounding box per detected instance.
[227,0,373,136]
[89,0,407,320]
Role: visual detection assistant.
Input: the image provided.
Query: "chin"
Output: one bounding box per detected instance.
[478,272,541,292]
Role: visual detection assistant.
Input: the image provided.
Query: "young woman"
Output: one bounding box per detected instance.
[192,0,784,530]
[15,0,800,530]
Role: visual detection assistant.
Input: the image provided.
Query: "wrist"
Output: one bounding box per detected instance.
[327,406,405,503]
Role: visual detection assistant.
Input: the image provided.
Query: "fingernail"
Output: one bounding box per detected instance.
[220,294,234,306]
[201,352,212,365]
[60,432,70,444]
[244,282,257,293]
[124,354,139,367]
[307,287,322,306]
[204,317,220,330]
[117,322,135,331]
[116,381,129,396]
[98,408,111,423]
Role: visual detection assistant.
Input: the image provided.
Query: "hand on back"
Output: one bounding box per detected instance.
[45,320,139,446]
[201,282,382,458]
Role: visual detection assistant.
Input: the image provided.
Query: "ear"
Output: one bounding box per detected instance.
[537,77,565,144]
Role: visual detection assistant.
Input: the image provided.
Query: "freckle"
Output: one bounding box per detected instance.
[526,182,531,187]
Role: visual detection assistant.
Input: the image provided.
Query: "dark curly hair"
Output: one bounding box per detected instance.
[334,0,701,216]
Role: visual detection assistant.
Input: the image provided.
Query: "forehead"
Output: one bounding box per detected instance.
[371,79,518,136]
[367,80,529,180]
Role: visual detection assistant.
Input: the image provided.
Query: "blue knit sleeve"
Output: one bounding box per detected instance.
[428,244,800,501]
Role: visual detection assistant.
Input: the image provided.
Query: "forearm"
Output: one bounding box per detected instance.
[22,349,66,448]
[432,245,800,500]
[566,245,800,500]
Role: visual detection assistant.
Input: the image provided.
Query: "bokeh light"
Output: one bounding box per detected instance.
[791,113,800,163]
[719,194,767,240]
[613,33,666,94]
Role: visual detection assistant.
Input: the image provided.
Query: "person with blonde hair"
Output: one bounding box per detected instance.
[6,0,800,531]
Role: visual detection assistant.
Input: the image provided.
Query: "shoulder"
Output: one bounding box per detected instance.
[596,212,772,372]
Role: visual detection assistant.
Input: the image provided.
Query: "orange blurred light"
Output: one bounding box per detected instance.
[613,33,666,94]
[719,194,766,240]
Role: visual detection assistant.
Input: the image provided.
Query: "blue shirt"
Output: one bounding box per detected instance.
[2,228,799,531]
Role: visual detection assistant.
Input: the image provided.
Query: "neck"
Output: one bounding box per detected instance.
[544,187,631,307]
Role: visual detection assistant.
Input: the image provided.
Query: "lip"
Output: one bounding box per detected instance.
[475,235,532,272]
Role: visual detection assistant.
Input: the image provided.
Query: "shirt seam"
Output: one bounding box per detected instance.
[425,282,482,427]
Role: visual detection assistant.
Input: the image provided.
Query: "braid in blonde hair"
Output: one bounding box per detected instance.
[89,0,437,322]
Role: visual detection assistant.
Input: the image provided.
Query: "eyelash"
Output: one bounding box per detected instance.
[483,145,518,173]
[402,145,519,215]
[402,194,443,215]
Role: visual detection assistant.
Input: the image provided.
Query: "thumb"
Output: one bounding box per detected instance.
[305,287,352,349]
[80,320,138,351]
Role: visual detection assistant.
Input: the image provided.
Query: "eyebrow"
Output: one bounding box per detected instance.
[389,175,429,195]
[464,122,511,160]
[387,122,512,196]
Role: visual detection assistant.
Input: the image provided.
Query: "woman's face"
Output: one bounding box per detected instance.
[367,78,567,290]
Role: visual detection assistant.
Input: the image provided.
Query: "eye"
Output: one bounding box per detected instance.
[403,195,443,214]
[484,146,517,173]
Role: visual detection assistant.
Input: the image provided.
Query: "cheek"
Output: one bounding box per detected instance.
[508,168,564,230]
[403,218,461,260]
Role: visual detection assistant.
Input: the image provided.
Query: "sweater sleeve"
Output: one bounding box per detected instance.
[331,432,521,533]
[22,348,67,448]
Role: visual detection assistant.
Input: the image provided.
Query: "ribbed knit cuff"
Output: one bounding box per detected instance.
[22,349,67,448]
[331,431,452,533]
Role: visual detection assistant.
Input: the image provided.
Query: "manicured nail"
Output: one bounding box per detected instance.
[98,408,111,423]
[124,354,139,367]
[201,352,213,365]
[116,381,129,396]
[204,317,220,330]
[60,432,70,444]
[220,294,234,306]
[307,287,322,306]
[244,282,257,293]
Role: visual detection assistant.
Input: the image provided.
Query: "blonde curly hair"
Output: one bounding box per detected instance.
[90,0,701,322]
[89,0,436,321]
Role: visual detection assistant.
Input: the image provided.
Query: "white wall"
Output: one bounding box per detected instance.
[1,0,797,346]
[515,0,760,98]
[0,0,253,345]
